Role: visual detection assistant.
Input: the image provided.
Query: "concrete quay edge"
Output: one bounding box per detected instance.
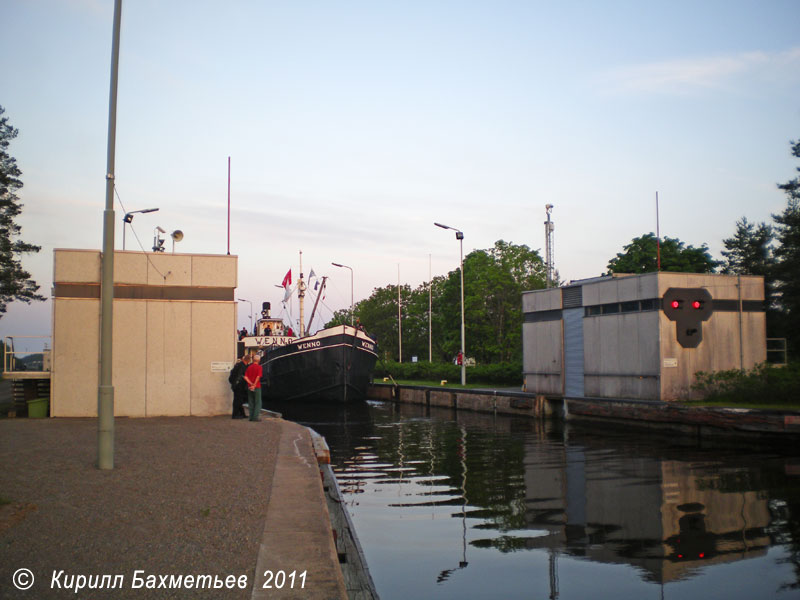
[252,420,348,600]
[368,382,800,439]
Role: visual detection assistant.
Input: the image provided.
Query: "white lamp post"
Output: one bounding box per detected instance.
[331,262,354,326]
[238,298,254,334]
[434,222,466,386]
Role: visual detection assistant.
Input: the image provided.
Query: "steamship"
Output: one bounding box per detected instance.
[239,264,378,403]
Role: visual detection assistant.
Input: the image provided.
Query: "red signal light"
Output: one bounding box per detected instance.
[671,300,680,309]
[692,300,701,309]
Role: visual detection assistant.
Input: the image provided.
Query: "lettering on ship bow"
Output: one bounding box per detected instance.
[297,341,322,350]
[245,336,293,348]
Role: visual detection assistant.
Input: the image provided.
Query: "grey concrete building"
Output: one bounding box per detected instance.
[522,272,766,401]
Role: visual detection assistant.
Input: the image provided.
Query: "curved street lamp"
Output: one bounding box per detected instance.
[332,262,354,326]
[238,297,254,334]
[434,222,466,386]
[122,207,159,250]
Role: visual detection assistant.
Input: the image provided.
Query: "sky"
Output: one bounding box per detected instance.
[2,0,799,347]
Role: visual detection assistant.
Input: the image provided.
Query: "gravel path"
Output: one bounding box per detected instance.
[0,417,281,599]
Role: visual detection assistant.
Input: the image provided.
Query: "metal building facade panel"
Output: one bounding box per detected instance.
[563,308,585,398]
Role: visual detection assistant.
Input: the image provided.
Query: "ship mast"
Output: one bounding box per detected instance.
[307,276,327,334]
[298,250,306,337]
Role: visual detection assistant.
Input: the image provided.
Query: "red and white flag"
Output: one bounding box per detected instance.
[281,269,292,288]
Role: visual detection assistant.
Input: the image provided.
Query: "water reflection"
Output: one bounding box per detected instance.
[275,400,800,599]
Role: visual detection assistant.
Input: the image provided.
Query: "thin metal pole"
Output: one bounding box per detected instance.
[397,264,402,362]
[331,262,354,325]
[429,253,432,362]
[98,0,122,470]
[738,275,744,370]
[656,191,661,271]
[459,237,465,386]
[349,268,354,326]
[227,156,231,255]
[298,250,305,337]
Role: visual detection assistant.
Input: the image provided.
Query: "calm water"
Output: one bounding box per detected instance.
[281,400,800,600]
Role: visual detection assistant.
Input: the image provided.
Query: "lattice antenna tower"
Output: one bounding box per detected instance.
[544,204,555,288]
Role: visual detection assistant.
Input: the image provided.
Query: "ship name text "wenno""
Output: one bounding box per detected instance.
[298,341,322,350]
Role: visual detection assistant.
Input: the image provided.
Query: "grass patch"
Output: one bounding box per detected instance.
[0,496,12,506]
[691,362,800,408]
[374,360,522,387]
[678,400,800,411]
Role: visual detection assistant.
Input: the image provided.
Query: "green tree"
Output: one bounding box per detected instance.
[607,233,718,274]
[773,138,800,352]
[721,218,774,277]
[326,240,547,365]
[721,217,779,335]
[343,284,411,361]
[0,106,44,316]
[433,240,546,363]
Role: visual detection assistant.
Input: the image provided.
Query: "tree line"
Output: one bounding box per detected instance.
[326,240,547,364]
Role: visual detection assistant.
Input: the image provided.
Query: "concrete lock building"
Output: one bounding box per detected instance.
[522,272,766,401]
[51,249,238,417]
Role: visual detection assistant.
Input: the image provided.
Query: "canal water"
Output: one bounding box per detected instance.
[280,400,800,599]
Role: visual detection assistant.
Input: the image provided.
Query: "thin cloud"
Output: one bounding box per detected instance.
[596,47,800,95]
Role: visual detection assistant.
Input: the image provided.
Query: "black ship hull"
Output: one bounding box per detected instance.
[259,325,378,403]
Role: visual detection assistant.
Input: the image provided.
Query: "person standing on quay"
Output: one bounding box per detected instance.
[244,354,263,421]
[228,353,251,419]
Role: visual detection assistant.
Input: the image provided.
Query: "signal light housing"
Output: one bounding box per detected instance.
[662,288,713,348]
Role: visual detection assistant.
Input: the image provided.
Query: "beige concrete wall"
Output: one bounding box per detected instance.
[113,301,147,417]
[52,298,100,417]
[52,249,238,417]
[191,302,238,416]
[658,273,766,400]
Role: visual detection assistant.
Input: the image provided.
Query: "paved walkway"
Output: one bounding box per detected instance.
[0,417,346,599]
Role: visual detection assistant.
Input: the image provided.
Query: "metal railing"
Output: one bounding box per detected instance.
[3,336,52,374]
[767,337,788,366]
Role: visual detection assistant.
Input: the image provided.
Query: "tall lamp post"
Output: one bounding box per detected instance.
[122,207,159,250]
[331,262,354,326]
[434,222,466,386]
[98,0,122,470]
[238,298,254,334]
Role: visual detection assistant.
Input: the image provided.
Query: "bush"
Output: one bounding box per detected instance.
[373,360,522,386]
[692,362,800,405]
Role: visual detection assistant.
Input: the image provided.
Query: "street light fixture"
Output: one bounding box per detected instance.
[238,298,254,334]
[435,222,466,386]
[331,262,354,326]
[122,207,159,250]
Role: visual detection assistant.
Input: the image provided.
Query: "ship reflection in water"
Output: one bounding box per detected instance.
[282,400,800,599]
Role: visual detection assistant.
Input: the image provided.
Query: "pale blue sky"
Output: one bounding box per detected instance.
[2,0,799,342]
